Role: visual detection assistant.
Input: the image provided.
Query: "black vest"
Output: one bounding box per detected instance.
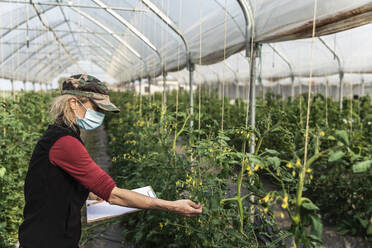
[19,124,89,248]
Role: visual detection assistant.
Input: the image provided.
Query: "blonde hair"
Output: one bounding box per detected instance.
[50,94,89,132]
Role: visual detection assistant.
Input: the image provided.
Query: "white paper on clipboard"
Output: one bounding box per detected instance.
[86,186,157,223]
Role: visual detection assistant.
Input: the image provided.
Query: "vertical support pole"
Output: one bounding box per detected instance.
[32,82,36,92]
[361,78,365,96]
[338,71,344,110]
[11,79,15,99]
[139,79,142,115]
[235,81,239,100]
[325,80,329,127]
[23,81,26,91]
[218,79,221,100]
[188,54,195,128]
[138,79,142,97]
[249,43,259,154]
[147,76,151,103]
[291,75,295,100]
[163,71,167,113]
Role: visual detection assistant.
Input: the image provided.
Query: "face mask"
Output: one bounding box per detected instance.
[75,100,105,130]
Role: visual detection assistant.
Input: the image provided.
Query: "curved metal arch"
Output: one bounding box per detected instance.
[13,32,72,72]
[219,1,294,87]
[69,7,141,60]
[31,2,82,71]
[141,0,190,66]
[225,62,239,84]
[69,6,148,79]
[75,32,129,70]
[92,0,157,53]
[66,20,135,66]
[0,4,56,40]
[32,47,80,79]
[39,60,71,83]
[91,0,163,71]
[318,37,344,109]
[36,44,125,81]
[56,2,85,61]
[236,0,255,55]
[0,20,66,67]
[13,22,128,76]
[31,59,68,83]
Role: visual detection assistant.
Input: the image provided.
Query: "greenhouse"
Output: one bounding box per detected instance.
[0,0,371,247]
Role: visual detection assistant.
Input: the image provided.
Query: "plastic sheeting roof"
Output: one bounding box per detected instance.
[1,0,372,85]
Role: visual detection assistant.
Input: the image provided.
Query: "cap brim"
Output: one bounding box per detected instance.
[90,93,120,113]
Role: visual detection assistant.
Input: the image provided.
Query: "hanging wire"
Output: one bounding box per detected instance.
[139,2,144,116]
[0,8,4,98]
[198,0,203,138]
[25,2,29,91]
[349,81,353,133]
[221,0,228,131]
[26,2,29,48]
[175,0,182,129]
[303,0,318,168]
[325,79,329,127]
[159,0,165,120]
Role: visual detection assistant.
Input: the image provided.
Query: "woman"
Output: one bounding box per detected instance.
[18,74,202,248]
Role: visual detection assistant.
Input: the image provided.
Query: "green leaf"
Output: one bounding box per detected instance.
[328,151,345,162]
[367,224,372,236]
[302,201,320,211]
[0,167,6,178]
[335,130,349,145]
[267,157,280,168]
[264,148,280,156]
[352,160,372,173]
[310,215,323,241]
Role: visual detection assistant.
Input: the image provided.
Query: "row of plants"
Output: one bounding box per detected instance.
[104,89,371,247]
[0,92,52,247]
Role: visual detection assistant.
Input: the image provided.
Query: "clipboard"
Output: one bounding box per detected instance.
[86,186,157,223]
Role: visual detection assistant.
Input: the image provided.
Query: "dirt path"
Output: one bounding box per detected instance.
[80,125,132,248]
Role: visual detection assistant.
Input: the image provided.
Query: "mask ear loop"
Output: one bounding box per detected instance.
[76,98,88,111]
[73,98,88,120]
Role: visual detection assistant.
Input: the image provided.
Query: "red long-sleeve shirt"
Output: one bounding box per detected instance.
[49,135,116,201]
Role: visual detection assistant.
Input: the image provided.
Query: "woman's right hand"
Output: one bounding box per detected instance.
[171,200,202,217]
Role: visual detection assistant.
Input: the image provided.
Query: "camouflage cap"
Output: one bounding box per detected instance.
[61,74,120,113]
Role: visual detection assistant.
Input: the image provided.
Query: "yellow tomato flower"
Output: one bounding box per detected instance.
[296,159,301,167]
[281,195,288,209]
[209,148,213,153]
[370,216,372,224]
[310,175,313,180]
[285,163,293,168]
[292,171,296,177]
[280,212,285,219]
[254,164,260,171]
[320,131,325,137]
[306,168,312,173]
[248,170,253,176]
[264,208,268,213]
[263,194,270,203]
